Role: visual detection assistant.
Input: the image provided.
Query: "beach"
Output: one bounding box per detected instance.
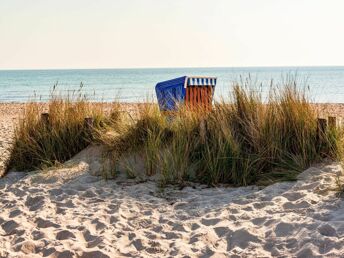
[1,103,344,257]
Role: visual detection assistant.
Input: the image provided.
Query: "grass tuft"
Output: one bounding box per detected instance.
[8,88,118,171]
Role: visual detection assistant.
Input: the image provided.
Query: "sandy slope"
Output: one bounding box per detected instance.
[0,104,22,177]
[0,146,344,257]
[1,103,344,257]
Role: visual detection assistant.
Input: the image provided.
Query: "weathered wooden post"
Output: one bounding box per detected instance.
[328,116,337,130]
[317,118,327,134]
[41,113,50,126]
[317,118,327,147]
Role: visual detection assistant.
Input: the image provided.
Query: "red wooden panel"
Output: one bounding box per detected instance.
[188,87,191,107]
[198,88,200,109]
[201,87,206,109]
[185,87,189,108]
[200,87,203,108]
[203,87,208,110]
[207,87,211,111]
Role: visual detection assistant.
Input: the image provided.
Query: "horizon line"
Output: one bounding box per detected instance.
[1,65,344,72]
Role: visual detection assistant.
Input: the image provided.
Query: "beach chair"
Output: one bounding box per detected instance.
[155,76,217,112]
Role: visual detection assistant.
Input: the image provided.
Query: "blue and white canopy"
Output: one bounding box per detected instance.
[185,76,217,87]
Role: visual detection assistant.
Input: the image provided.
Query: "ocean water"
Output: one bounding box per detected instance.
[0,66,344,103]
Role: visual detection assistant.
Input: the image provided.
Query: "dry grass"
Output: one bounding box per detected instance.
[8,80,344,187]
[100,80,343,186]
[8,89,119,171]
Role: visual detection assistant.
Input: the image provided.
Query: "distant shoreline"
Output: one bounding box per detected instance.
[2,102,344,118]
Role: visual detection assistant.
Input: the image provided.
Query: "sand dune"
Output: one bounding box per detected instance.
[1,103,344,257]
[1,149,344,257]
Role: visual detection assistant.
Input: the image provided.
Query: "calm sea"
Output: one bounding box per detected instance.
[0,66,344,103]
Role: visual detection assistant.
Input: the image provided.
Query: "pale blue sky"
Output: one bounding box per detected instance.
[1,0,343,69]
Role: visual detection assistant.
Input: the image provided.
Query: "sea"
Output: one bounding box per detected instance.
[0,66,344,103]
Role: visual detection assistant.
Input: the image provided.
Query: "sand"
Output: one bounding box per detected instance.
[0,104,24,177]
[1,150,344,257]
[1,103,344,257]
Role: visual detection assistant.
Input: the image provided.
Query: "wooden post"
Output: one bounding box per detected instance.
[41,113,50,126]
[317,118,327,138]
[328,116,337,129]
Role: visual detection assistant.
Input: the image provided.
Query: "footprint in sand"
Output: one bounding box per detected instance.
[9,209,22,218]
[48,188,63,197]
[31,230,46,240]
[56,230,76,240]
[25,195,45,211]
[146,240,164,254]
[201,218,221,226]
[252,201,274,209]
[91,218,107,231]
[227,228,261,250]
[274,222,295,237]
[144,231,157,240]
[214,226,232,238]
[106,204,119,214]
[191,223,201,231]
[171,223,188,232]
[79,250,110,258]
[8,187,26,197]
[318,224,337,237]
[87,236,103,248]
[42,247,57,257]
[52,250,75,258]
[13,241,36,255]
[129,238,144,252]
[164,231,181,240]
[282,192,306,201]
[82,229,98,243]
[35,217,60,229]
[1,220,19,235]
[56,199,75,208]
[189,233,203,244]
[283,200,311,210]
[82,189,97,198]
[251,217,266,226]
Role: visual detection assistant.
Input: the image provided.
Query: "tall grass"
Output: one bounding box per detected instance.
[10,80,343,187]
[8,89,118,171]
[101,80,343,186]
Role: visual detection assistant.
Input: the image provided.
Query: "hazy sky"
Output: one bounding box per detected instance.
[1,0,343,69]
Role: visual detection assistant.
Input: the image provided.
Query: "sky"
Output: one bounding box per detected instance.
[0,0,344,69]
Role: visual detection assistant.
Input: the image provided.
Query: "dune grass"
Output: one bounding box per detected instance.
[100,81,343,186]
[8,89,119,171]
[8,80,344,187]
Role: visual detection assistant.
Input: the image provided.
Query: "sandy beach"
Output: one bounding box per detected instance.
[1,103,344,257]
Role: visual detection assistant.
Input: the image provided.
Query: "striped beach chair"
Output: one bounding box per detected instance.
[155,76,217,112]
